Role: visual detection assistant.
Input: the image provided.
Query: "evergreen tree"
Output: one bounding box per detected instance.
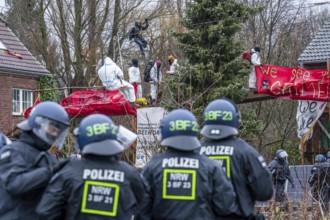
[162,0,262,136]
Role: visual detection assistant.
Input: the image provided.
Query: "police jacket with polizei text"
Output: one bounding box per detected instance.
[268,159,294,184]
[36,155,145,220]
[0,132,56,220]
[200,137,273,218]
[135,149,236,220]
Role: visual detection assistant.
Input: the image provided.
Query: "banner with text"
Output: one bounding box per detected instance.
[256,65,330,101]
[136,107,166,168]
[296,100,327,140]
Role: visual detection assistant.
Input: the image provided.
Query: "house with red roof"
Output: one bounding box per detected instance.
[0,20,49,134]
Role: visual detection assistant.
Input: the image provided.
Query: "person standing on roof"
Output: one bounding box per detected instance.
[166,55,179,75]
[98,56,136,103]
[129,19,149,57]
[268,149,295,205]
[0,101,70,219]
[149,60,162,106]
[249,47,261,93]
[136,109,236,220]
[37,114,144,219]
[128,59,143,99]
[199,98,273,219]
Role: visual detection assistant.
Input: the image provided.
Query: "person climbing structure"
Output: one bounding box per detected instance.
[128,19,148,57]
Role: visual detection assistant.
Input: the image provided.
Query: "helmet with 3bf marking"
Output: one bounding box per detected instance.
[160,109,200,151]
[74,114,136,156]
[17,101,69,149]
[201,98,241,140]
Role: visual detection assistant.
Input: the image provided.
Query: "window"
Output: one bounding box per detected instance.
[12,89,33,115]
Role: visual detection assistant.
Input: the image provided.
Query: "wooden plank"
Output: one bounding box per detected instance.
[240,92,274,103]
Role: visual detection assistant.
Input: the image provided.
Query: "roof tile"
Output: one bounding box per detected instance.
[298,20,330,63]
[0,20,49,75]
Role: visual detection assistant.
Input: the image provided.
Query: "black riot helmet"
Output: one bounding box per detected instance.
[201,98,241,140]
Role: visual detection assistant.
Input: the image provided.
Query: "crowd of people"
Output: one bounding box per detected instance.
[1,96,310,219]
[97,54,179,107]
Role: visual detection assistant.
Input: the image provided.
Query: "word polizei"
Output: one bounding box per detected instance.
[162,157,199,168]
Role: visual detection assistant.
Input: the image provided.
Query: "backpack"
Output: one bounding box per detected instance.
[144,60,154,82]
[242,50,255,65]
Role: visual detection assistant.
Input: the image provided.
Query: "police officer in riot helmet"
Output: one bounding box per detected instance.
[136,109,236,220]
[0,101,70,219]
[269,149,294,205]
[326,151,330,163]
[308,154,330,210]
[37,114,144,219]
[309,154,326,199]
[199,98,273,220]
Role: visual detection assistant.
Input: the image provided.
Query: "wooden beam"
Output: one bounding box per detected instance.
[240,92,274,103]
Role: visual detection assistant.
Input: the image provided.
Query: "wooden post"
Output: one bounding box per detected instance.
[130,114,137,166]
[300,141,304,165]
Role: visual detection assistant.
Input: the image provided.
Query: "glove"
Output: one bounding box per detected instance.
[291,183,295,189]
[49,159,69,173]
[145,18,148,22]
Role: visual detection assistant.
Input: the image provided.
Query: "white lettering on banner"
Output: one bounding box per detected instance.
[83,169,124,182]
[136,107,167,168]
[162,157,199,168]
[200,145,234,155]
[296,100,327,140]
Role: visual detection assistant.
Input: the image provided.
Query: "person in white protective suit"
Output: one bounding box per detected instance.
[149,60,162,105]
[166,55,179,75]
[248,47,261,93]
[128,59,142,98]
[98,57,136,103]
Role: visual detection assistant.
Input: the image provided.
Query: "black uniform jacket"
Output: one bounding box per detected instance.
[37,155,144,220]
[200,136,273,218]
[0,132,56,220]
[136,149,236,220]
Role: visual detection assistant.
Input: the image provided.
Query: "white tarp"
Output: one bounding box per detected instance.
[296,100,327,140]
[136,107,166,168]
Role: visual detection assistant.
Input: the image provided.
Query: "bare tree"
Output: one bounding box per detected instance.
[238,0,330,160]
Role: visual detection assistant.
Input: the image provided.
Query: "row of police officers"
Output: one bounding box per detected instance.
[0,99,274,219]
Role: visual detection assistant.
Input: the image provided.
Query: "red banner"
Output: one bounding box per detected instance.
[60,90,136,117]
[256,65,330,101]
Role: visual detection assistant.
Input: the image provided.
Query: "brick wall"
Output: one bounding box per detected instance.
[0,72,37,134]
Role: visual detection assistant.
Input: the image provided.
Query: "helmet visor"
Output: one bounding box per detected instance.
[33,116,69,149]
[277,151,288,162]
